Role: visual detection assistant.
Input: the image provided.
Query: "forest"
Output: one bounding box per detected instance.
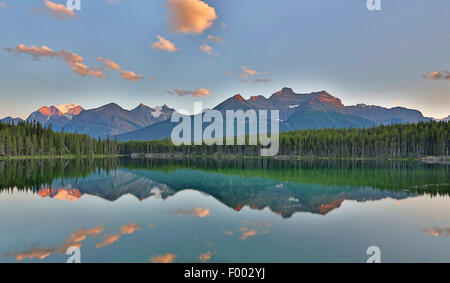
[119,121,449,158]
[0,121,118,157]
[1,120,448,159]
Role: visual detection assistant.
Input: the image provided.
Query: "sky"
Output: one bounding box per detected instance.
[0,0,449,119]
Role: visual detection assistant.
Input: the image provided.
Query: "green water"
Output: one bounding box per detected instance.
[0,158,449,262]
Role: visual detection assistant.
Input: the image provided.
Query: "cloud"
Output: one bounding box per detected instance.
[150,253,178,263]
[171,207,211,217]
[57,225,104,252]
[200,43,213,54]
[191,207,211,217]
[235,221,270,240]
[152,35,178,52]
[119,222,141,235]
[239,227,258,240]
[199,251,212,262]
[14,248,54,261]
[0,1,6,10]
[225,71,234,75]
[3,44,151,81]
[11,225,104,261]
[121,70,143,82]
[96,222,141,248]
[423,71,450,81]
[167,88,211,98]
[222,230,234,236]
[254,78,270,83]
[240,66,258,79]
[45,0,76,20]
[96,234,121,248]
[4,44,105,78]
[65,226,104,245]
[221,23,226,29]
[149,77,156,81]
[3,44,57,59]
[165,0,217,34]
[207,35,224,43]
[98,57,121,70]
[6,45,105,78]
[58,50,106,78]
[424,227,450,237]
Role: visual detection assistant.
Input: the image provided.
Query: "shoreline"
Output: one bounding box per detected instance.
[1,154,448,163]
[129,153,450,162]
[0,154,121,160]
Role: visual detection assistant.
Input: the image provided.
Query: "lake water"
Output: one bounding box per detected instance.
[0,158,449,263]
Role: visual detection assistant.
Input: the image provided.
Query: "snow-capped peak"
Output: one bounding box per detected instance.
[55,103,80,114]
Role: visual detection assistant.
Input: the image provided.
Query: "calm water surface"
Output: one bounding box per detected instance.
[0,158,449,263]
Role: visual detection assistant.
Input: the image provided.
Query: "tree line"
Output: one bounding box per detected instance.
[118,121,449,158]
[0,121,118,157]
[0,158,119,192]
[1,120,447,159]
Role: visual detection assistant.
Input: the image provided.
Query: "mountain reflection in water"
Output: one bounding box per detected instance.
[1,158,448,218]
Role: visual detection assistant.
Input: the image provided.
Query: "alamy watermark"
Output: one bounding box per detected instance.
[366,246,381,263]
[170,102,280,156]
[367,0,381,11]
[66,0,81,11]
[66,246,81,263]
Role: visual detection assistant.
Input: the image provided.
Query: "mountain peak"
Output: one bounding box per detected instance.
[234,94,245,101]
[55,103,82,114]
[38,106,62,116]
[275,87,295,96]
[132,103,153,112]
[311,91,345,109]
[99,103,124,111]
[249,95,265,102]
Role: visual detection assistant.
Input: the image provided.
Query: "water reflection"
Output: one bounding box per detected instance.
[0,158,449,262]
[8,224,105,261]
[0,158,449,217]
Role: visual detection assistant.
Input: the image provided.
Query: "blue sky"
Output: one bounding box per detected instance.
[0,0,449,119]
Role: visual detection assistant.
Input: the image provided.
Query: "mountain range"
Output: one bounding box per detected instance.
[116,88,434,141]
[40,167,415,217]
[0,87,444,140]
[1,102,175,138]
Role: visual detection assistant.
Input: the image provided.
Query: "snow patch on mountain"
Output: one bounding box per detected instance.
[55,103,80,114]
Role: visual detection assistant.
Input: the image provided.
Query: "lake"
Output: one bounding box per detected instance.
[0,158,449,263]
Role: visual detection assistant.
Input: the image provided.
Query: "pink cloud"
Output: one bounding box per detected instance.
[207,35,224,43]
[200,43,213,54]
[98,57,121,70]
[150,253,178,263]
[165,0,217,34]
[167,88,211,98]
[58,50,106,78]
[152,35,178,52]
[121,70,143,82]
[240,66,258,79]
[423,71,450,81]
[4,44,58,59]
[45,0,76,20]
